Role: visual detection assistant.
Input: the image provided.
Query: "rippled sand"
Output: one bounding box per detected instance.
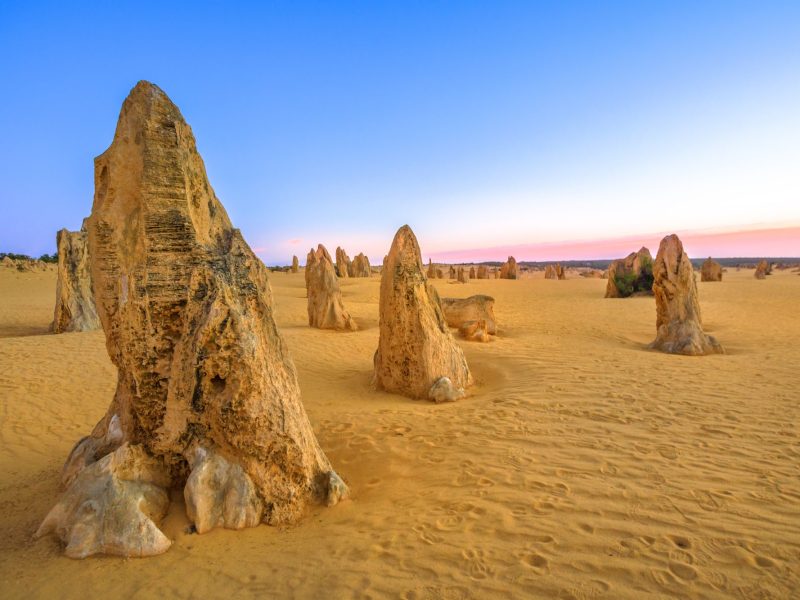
[1,266,798,599]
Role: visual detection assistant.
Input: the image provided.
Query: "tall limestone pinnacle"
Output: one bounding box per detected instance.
[373,225,472,401]
[36,81,347,558]
[648,234,724,356]
[51,222,100,333]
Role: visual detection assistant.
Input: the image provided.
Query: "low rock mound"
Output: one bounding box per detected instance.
[544,264,565,280]
[440,295,497,335]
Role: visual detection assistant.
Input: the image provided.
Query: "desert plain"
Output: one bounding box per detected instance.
[0,264,798,599]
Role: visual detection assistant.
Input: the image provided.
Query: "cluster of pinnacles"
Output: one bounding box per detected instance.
[38,81,727,561]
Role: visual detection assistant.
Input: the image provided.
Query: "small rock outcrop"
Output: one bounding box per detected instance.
[335,247,351,279]
[51,225,100,333]
[36,81,347,559]
[427,259,436,278]
[459,320,490,343]
[306,244,357,331]
[700,257,722,282]
[457,266,467,283]
[291,255,299,273]
[436,268,444,279]
[499,256,519,279]
[605,247,654,298]
[351,253,371,277]
[449,265,456,279]
[580,269,604,278]
[440,295,497,335]
[647,234,724,356]
[374,225,472,400]
[428,377,466,403]
[544,264,565,280]
[477,265,488,279]
[469,266,476,279]
[755,260,769,280]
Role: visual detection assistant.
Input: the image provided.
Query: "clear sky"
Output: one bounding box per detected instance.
[1,1,798,263]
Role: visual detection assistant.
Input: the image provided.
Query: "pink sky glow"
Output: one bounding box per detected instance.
[428,225,800,263]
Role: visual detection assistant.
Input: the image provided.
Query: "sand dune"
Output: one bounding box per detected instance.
[1,268,798,598]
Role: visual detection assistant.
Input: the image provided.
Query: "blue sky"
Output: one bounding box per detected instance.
[1,1,798,262]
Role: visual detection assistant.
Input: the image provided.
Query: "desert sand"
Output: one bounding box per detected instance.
[1,266,798,598]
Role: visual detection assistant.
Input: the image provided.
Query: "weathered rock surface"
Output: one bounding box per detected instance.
[701,257,722,282]
[351,252,371,277]
[477,265,488,279]
[428,377,466,403]
[436,268,444,279]
[374,225,472,400]
[306,244,357,331]
[469,266,476,279]
[544,264,565,280]
[440,295,497,335]
[291,255,299,273]
[457,266,467,283]
[304,248,318,293]
[605,247,654,298]
[755,260,769,280]
[499,256,519,279]
[427,259,436,279]
[335,247,351,279]
[36,444,172,558]
[52,226,100,333]
[37,81,347,559]
[449,265,456,279]
[1,256,14,268]
[647,234,724,356]
[459,320,491,343]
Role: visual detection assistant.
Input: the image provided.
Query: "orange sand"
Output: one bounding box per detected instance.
[1,267,798,598]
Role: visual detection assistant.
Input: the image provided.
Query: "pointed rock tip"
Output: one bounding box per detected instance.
[391,224,420,252]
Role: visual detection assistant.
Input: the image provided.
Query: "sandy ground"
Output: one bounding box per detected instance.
[0,266,798,599]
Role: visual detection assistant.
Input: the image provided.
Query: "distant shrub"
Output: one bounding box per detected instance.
[0,252,33,261]
[613,257,654,297]
[1,252,58,263]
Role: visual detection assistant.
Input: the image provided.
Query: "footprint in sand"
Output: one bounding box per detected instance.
[657,445,679,460]
[668,561,698,581]
[530,534,555,544]
[521,552,549,572]
[461,548,492,580]
[751,554,776,568]
[411,525,443,545]
[435,513,465,531]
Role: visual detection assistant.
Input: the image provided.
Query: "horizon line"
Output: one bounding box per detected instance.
[425,224,800,264]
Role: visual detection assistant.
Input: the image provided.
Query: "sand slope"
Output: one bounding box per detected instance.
[0,268,798,599]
